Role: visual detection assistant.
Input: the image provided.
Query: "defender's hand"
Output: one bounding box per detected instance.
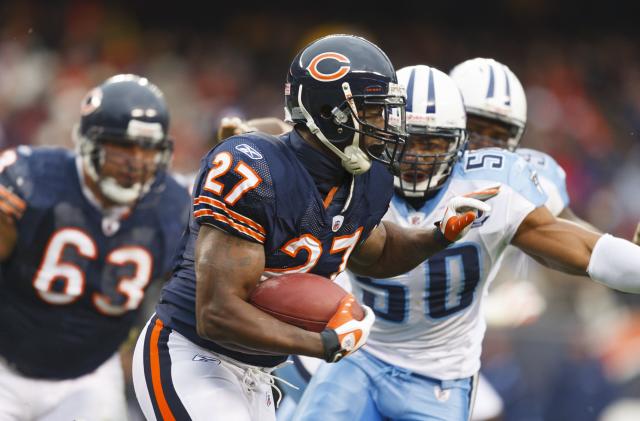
[437,186,499,243]
[216,117,253,143]
[634,222,640,246]
[320,294,375,363]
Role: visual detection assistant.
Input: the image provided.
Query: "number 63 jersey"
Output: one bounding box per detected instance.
[0,147,190,379]
[348,148,547,381]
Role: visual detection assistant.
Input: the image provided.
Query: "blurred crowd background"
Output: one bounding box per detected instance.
[1,1,639,420]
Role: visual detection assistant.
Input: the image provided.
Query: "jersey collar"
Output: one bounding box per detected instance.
[285,129,347,195]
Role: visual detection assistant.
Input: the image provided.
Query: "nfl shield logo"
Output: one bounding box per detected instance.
[332,215,344,232]
[409,212,425,226]
[102,218,120,236]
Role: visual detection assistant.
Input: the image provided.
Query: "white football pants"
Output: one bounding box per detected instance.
[132,315,278,421]
[0,353,126,421]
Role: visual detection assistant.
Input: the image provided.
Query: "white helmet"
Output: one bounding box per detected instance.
[395,65,467,198]
[449,58,526,150]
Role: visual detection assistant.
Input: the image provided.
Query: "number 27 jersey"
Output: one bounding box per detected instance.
[348,149,547,381]
[156,130,393,367]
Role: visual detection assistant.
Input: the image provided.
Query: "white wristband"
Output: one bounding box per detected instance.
[587,234,640,293]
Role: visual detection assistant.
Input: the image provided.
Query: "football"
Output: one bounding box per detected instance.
[249,273,364,332]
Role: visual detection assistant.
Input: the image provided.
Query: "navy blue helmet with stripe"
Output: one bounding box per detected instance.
[75,74,173,205]
[284,34,407,174]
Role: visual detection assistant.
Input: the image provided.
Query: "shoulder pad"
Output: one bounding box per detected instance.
[517,148,569,210]
[458,149,547,207]
[192,134,284,245]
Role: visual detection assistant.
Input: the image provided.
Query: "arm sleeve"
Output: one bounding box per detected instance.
[588,234,640,293]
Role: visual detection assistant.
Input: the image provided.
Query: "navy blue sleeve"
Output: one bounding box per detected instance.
[192,135,276,245]
[158,175,191,275]
[357,161,394,247]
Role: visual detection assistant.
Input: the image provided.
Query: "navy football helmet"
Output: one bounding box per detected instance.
[75,74,173,205]
[285,34,407,175]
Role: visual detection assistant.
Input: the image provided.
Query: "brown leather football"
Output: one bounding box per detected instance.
[249,273,364,332]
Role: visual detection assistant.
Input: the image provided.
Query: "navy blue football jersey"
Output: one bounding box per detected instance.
[156,130,393,367]
[0,146,190,379]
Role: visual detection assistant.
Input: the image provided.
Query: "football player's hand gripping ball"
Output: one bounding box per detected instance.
[320,294,375,362]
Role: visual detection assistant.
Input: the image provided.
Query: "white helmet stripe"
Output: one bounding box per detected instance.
[395,65,467,196]
[405,67,416,113]
[406,65,438,115]
[450,57,527,128]
[486,64,495,99]
[426,67,436,114]
[503,65,511,105]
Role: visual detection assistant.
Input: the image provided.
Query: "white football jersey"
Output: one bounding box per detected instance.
[516,148,569,216]
[348,148,547,380]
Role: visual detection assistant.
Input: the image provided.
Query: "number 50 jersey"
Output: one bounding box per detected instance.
[348,148,547,381]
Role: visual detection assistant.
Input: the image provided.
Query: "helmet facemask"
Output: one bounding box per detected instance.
[294,81,407,175]
[466,112,525,151]
[76,124,173,206]
[395,128,467,197]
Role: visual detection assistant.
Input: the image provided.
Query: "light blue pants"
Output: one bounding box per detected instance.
[275,355,382,421]
[291,350,473,421]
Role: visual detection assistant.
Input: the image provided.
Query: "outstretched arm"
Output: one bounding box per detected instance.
[557,206,601,234]
[511,206,599,275]
[347,221,446,278]
[512,206,640,292]
[348,192,494,278]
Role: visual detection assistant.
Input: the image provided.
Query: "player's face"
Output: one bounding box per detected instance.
[466,115,512,149]
[359,104,387,155]
[100,141,160,188]
[399,135,450,184]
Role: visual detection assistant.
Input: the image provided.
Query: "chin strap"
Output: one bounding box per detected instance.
[297,84,371,175]
[98,177,150,205]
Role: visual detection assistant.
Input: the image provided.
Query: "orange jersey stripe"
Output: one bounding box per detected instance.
[0,185,26,211]
[0,200,19,219]
[149,319,176,421]
[194,209,265,243]
[194,196,266,235]
[323,186,339,209]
